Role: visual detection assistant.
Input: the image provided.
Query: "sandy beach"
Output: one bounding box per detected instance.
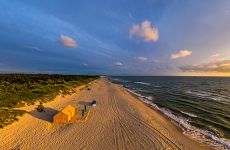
[0,77,211,150]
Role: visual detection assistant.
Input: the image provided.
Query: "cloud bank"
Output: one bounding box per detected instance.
[171,50,192,59]
[129,20,159,42]
[60,35,77,48]
[180,60,230,72]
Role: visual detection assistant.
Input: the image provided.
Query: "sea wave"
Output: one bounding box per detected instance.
[134,81,151,85]
[186,90,210,97]
[126,88,230,150]
[111,78,130,83]
[153,85,161,88]
[181,111,197,118]
[125,88,153,101]
[185,90,230,103]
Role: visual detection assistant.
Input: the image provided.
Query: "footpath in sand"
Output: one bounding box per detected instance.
[0,78,210,150]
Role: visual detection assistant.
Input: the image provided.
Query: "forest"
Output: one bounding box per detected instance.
[0,74,98,128]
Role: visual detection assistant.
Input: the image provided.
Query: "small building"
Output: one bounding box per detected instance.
[53,105,76,124]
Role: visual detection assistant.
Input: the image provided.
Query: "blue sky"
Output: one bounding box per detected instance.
[0,0,230,75]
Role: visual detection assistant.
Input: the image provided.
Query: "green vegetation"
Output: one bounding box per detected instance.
[0,74,98,128]
[36,102,45,112]
[0,108,26,128]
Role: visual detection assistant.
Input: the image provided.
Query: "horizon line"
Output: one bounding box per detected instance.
[0,72,230,77]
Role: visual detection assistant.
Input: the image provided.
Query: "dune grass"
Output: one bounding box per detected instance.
[0,108,26,128]
[0,74,98,128]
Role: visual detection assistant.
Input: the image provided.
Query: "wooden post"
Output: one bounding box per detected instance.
[84,105,87,112]
[81,109,84,116]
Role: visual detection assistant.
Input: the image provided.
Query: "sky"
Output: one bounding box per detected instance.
[0,0,230,76]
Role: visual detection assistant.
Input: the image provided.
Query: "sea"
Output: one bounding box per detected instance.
[109,76,230,150]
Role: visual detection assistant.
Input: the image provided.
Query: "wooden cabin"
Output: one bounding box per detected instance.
[53,105,76,124]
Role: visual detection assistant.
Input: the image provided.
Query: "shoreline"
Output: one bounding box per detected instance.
[115,84,212,148]
[0,77,212,150]
[123,86,184,130]
[123,86,211,146]
[112,80,230,150]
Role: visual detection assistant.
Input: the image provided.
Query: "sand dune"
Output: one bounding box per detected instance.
[0,78,210,150]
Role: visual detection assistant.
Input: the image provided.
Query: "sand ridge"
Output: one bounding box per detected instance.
[0,78,211,150]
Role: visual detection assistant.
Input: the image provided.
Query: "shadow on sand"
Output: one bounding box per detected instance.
[29,107,59,123]
[78,101,92,106]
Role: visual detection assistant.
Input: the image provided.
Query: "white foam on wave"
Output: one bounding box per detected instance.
[134,81,151,85]
[186,90,230,103]
[153,85,161,88]
[125,87,230,150]
[186,90,210,97]
[181,111,197,118]
[111,78,130,83]
[125,88,153,101]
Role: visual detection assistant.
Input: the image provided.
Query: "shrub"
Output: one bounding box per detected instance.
[36,103,45,112]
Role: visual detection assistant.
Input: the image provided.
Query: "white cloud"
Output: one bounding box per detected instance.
[60,35,77,48]
[180,60,230,73]
[114,62,124,67]
[135,56,148,61]
[83,63,89,67]
[171,50,192,59]
[24,46,42,51]
[210,53,225,61]
[129,20,159,42]
[211,53,220,57]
